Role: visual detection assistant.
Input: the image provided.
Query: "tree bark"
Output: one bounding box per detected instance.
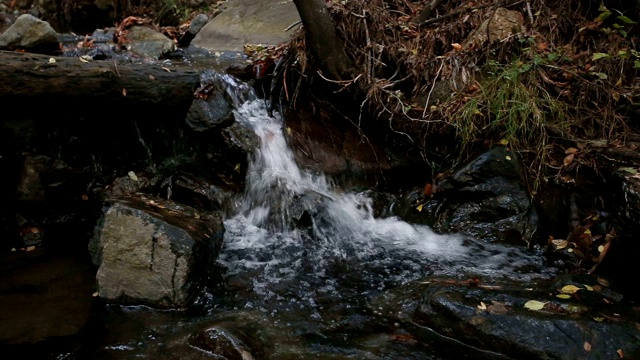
[292,0,352,80]
[0,50,199,110]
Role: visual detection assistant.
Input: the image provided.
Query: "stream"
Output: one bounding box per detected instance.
[89,76,558,359]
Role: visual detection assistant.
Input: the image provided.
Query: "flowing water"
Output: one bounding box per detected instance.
[93,73,557,359]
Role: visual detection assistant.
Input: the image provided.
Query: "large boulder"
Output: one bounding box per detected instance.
[0,14,59,53]
[397,146,538,245]
[124,26,176,59]
[192,0,300,51]
[89,194,225,308]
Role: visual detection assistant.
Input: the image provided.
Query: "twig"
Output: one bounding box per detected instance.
[423,60,445,118]
[284,20,302,32]
[362,9,373,85]
[526,1,534,23]
[419,0,524,27]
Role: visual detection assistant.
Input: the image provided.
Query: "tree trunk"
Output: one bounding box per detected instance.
[292,0,352,80]
[0,50,199,111]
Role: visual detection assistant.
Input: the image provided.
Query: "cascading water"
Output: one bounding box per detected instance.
[217,80,556,315]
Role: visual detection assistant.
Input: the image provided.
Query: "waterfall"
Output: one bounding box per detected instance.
[213,75,553,308]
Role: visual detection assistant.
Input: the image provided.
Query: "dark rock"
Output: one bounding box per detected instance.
[124,25,175,59]
[178,13,208,47]
[396,146,538,245]
[187,70,252,132]
[221,122,260,155]
[372,275,640,360]
[158,172,235,212]
[89,194,225,308]
[0,14,59,53]
[189,327,253,360]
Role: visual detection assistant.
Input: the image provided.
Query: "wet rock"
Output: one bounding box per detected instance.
[0,13,59,53]
[189,327,254,360]
[372,275,640,360]
[221,122,260,155]
[158,172,234,212]
[124,25,175,58]
[179,13,208,47]
[396,146,538,245]
[187,70,252,132]
[89,194,224,308]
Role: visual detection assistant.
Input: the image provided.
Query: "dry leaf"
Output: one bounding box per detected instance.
[25,246,36,252]
[617,349,624,358]
[122,88,127,96]
[451,43,462,50]
[128,171,139,181]
[563,153,575,166]
[477,301,487,311]
[48,57,56,64]
[584,342,592,351]
[524,300,546,311]
[148,74,155,80]
[565,147,579,154]
[162,67,171,72]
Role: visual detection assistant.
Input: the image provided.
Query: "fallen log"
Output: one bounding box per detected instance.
[0,50,200,111]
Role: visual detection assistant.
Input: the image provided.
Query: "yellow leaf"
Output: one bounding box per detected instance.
[524,300,546,310]
[584,284,594,291]
[234,163,241,172]
[499,139,509,146]
[584,342,592,351]
[598,245,605,252]
[505,156,512,160]
[556,294,571,299]
[593,316,604,322]
[416,203,424,212]
[127,171,139,181]
[477,301,487,310]
[561,285,582,294]
[612,91,620,102]
[48,57,56,64]
[551,239,568,250]
[584,229,592,235]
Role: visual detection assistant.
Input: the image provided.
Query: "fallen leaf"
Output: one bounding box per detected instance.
[621,167,637,174]
[584,284,594,291]
[161,67,171,72]
[499,138,509,146]
[416,203,424,212]
[617,349,624,358]
[477,301,487,311]
[487,301,509,315]
[551,238,569,250]
[128,171,139,181]
[79,55,92,63]
[122,88,127,96]
[25,246,36,252]
[148,74,155,80]
[563,153,575,166]
[561,284,582,294]
[593,316,604,322]
[82,194,89,201]
[48,57,56,64]
[524,300,546,310]
[557,294,572,299]
[565,147,579,154]
[92,292,99,297]
[451,43,462,50]
[584,342,592,351]
[505,155,512,160]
